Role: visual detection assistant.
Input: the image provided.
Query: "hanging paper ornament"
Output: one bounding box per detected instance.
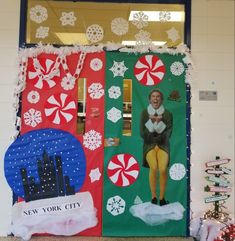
[169,163,186,181]
[86,24,104,43]
[23,108,42,127]
[134,55,165,86]
[83,129,102,151]
[108,86,121,99]
[166,27,180,42]
[35,26,49,39]
[131,11,149,29]
[109,61,128,78]
[4,128,86,201]
[30,5,48,24]
[170,61,185,76]
[60,12,77,26]
[106,195,126,216]
[27,90,40,104]
[44,93,76,125]
[89,168,102,183]
[90,58,103,71]
[111,17,129,36]
[107,107,122,123]
[107,154,140,187]
[88,83,104,100]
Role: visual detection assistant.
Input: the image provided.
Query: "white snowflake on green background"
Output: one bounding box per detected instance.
[169,163,186,181]
[106,195,126,216]
[60,12,77,26]
[109,61,128,77]
[170,61,185,76]
[108,86,121,99]
[107,107,122,123]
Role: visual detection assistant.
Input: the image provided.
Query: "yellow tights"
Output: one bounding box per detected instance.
[146,146,169,200]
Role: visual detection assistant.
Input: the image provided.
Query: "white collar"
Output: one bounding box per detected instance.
[147,104,165,115]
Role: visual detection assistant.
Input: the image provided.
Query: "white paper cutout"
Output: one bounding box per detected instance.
[89,168,102,183]
[83,130,102,151]
[109,61,128,77]
[134,196,143,205]
[107,107,122,123]
[169,163,186,181]
[88,83,104,99]
[24,108,42,127]
[27,91,40,104]
[132,11,149,29]
[86,24,104,43]
[170,61,185,76]
[61,76,75,91]
[108,86,121,99]
[90,58,103,71]
[106,195,126,216]
[111,17,129,36]
[166,27,180,42]
[159,11,171,22]
[135,30,152,45]
[35,26,49,39]
[30,5,48,24]
[60,12,77,26]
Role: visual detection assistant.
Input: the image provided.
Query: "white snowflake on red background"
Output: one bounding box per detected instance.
[170,61,185,76]
[27,91,40,104]
[24,108,42,127]
[86,24,104,43]
[108,86,121,99]
[111,17,129,36]
[90,58,103,71]
[135,30,152,45]
[109,61,128,78]
[60,12,77,26]
[107,107,122,123]
[131,11,149,29]
[83,130,102,151]
[61,76,75,90]
[35,26,49,39]
[159,11,171,22]
[106,195,126,216]
[30,5,48,24]
[89,168,102,183]
[88,83,104,99]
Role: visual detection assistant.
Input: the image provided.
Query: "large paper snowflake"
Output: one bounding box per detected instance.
[135,30,152,45]
[106,195,126,216]
[86,24,104,43]
[90,58,103,71]
[89,168,102,183]
[111,17,129,36]
[170,61,185,76]
[169,163,186,181]
[109,61,128,77]
[83,130,102,151]
[107,107,122,123]
[30,5,48,24]
[27,91,40,104]
[132,11,149,29]
[60,12,77,26]
[61,76,75,91]
[159,11,171,22]
[24,108,42,127]
[166,27,180,42]
[108,86,121,99]
[35,26,49,39]
[88,83,104,99]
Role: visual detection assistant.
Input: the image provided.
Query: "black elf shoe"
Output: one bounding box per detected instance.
[159,198,169,206]
[151,197,158,205]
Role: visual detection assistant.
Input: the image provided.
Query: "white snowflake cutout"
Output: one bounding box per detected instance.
[36,26,49,39]
[61,76,76,90]
[109,61,128,77]
[170,61,185,76]
[159,11,171,22]
[169,163,186,181]
[135,30,152,45]
[90,58,103,71]
[30,5,48,24]
[24,108,42,127]
[166,27,180,42]
[132,11,149,29]
[27,91,40,104]
[88,83,104,99]
[106,195,126,216]
[111,17,129,36]
[60,12,77,26]
[89,168,102,183]
[108,86,121,99]
[107,107,122,123]
[83,130,102,151]
[86,24,104,43]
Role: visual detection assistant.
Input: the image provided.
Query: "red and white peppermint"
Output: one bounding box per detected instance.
[107,154,139,187]
[134,54,165,86]
[44,93,76,125]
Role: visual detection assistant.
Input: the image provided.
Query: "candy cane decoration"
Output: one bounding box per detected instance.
[134,54,165,86]
[107,154,139,187]
[44,93,76,125]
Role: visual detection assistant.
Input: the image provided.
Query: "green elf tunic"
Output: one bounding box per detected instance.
[140,107,173,168]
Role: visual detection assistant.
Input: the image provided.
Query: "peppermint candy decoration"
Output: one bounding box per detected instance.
[44,93,76,125]
[134,55,165,86]
[107,154,140,187]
